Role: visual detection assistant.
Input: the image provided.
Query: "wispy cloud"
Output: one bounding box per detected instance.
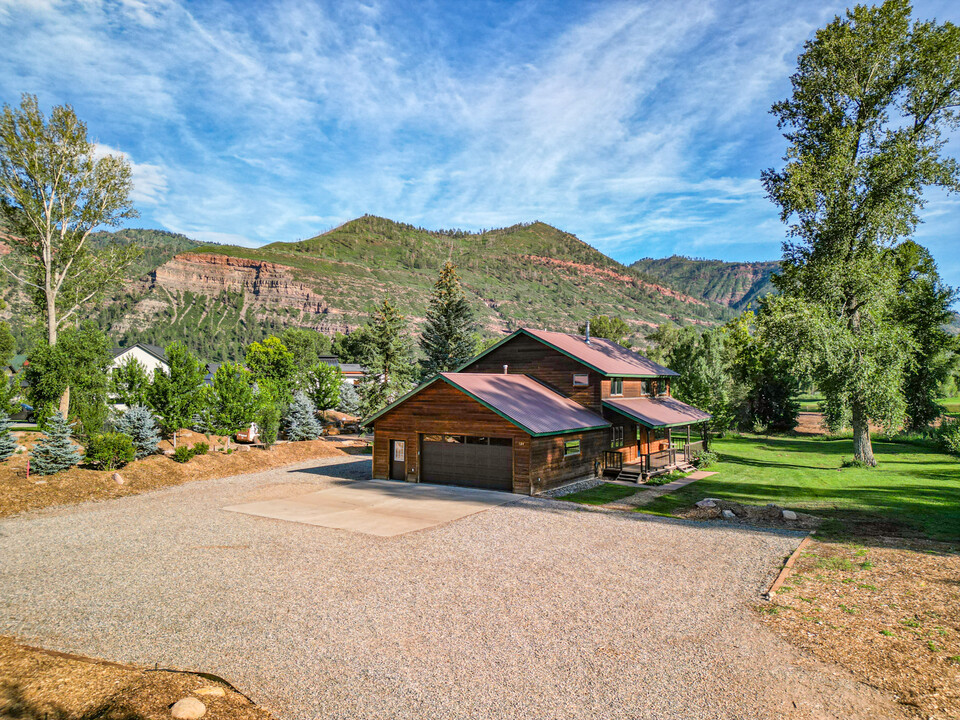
[1,0,958,289]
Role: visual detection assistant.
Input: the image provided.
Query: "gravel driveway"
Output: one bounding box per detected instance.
[0,457,901,720]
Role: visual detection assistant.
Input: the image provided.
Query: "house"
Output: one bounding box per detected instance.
[110,343,170,375]
[363,326,711,494]
[318,355,366,385]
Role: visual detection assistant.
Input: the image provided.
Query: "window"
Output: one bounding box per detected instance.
[657,378,668,396]
[610,377,623,396]
[641,379,651,396]
[423,434,443,442]
[564,440,581,457]
[572,373,589,387]
[611,426,624,448]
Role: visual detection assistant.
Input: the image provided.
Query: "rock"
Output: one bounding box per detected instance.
[163,449,175,456]
[194,686,225,697]
[695,499,717,509]
[112,473,124,485]
[15,445,27,453]
[170,696,206,719]
[782,509,798,521]
[721,509,737,520]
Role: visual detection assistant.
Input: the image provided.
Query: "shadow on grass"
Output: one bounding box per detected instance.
[1,682,147,719]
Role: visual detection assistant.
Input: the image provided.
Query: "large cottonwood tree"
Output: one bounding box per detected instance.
[760,0,960,465]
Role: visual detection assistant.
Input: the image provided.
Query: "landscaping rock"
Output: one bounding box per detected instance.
[194,686,225,697]
[112,473,124,485]
[170,696,206,719]
[163,449,175,456]
[695,499,717,509]
[782,509,798,521]
[721,509,737,520]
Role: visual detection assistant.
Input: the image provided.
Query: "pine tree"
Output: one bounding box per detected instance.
[114,405,161,459]
[30,411,81,475]
[420,263,479,376]
[0,411,16,462]
[283,391,322,441]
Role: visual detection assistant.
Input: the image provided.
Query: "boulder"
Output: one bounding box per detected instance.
[162,449,175,456]
[170,697,206,719]
[782,509,798,521]
[721,509,737,521]
[695,499,717,509]
[112,473,124,485]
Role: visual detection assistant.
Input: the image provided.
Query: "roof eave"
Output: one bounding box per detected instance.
[602,401,711,429]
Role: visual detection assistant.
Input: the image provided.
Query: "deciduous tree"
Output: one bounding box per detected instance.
[147,342,206,448]
[760,0,960,464]
[578,315,630,346]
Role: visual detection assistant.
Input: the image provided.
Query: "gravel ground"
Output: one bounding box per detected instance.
[0,457,903,720]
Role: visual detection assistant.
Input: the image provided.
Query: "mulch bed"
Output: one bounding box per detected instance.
[2,429,367,519]
[0,636,274,719]
[760,539,960,719]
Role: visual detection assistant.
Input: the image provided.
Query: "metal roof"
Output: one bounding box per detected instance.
[110,343,168,364]
[603,397,712,428]
[363,373,610,436]
[459,328,678,377]
[441,373,610,435]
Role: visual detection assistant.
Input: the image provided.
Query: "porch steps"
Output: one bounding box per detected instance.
[615,466,645,483]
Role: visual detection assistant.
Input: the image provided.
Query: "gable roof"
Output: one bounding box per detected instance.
[110,343,168,365]
[363,372,610,436]
[603,397,712,428]
[459,328,678,378]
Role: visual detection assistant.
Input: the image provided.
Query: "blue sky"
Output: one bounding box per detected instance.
[1,0,959,290]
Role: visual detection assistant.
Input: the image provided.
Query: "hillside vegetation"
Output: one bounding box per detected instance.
[3,217,738,361]
[631,255,779,309]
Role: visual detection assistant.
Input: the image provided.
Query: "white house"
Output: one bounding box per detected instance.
[109,344,170,375]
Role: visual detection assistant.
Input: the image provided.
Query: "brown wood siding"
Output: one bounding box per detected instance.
[463,334,603,411]
[529,428,609,493]
[372,381,532,493]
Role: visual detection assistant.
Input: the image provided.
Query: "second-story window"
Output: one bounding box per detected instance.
[658,379,669,396]
[610,377,623,396]
[572,373,589,386]
[641,379,651,395]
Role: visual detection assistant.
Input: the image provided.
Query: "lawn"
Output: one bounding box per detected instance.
[939,396,960,419]
[796,393,824,412]
[640,435,960,542]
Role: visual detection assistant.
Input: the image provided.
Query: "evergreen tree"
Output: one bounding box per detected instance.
[419,263,479,376]
[114,405,161,459]
[337,381,361,416]
[357,298,415,417]
[284,391,322,441]
[147,342,206,448]
[30,411,81,475]
[0,411,16,462]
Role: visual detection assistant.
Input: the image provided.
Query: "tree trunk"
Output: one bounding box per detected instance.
[58,385,70,418]
[47,286,71,418]
[851,399,876,466]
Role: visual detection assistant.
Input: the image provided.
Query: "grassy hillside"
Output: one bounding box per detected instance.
[631,255,779,309]
[89,228,201,277]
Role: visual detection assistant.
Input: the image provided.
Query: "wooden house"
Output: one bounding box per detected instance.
[364,327,711,493]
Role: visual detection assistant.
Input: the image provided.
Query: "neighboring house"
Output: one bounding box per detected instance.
[3,354,27,379]
[204,362,221,386]
[319,355,366,385]
[110,343,170,376]
[363,327,711,494]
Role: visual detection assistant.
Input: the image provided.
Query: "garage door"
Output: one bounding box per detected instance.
[421,435,513,491]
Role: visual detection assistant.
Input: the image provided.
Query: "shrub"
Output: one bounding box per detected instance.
[284,391,322,441]
[0,411,16,462]
[30,412,82,475]
[841,457,870,469]
[257,402,281,450]
[934,419,960,456]
[691,449,718,468]
[192,441,209,456]
[85,432,136,471]
[114,405,161,459]
[172,445,194,463]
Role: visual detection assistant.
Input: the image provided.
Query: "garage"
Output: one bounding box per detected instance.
[421,435,513,491]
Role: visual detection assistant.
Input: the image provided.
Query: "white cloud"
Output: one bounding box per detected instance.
[93,144,169,205]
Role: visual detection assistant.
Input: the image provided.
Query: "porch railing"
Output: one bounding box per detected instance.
[602,450,623,473]
[684,440,704,463]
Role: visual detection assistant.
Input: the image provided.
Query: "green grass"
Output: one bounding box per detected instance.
[559,483,639,506]
[639,435,960,542]
[938,396,960,420]
[796,393,825,412]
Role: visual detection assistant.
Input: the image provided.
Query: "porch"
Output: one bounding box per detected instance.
[602,433,706,483]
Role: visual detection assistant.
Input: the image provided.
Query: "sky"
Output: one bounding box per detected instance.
[1,0,959,290]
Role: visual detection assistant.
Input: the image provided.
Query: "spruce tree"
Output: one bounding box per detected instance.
[0,411,16,462]
[284,391,322,441]
[420,263,479,376]
[31,411,81,475]
[357,298,416,417]
[114,405,161,459]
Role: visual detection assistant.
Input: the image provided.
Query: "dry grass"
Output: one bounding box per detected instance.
[760,539,960,719]
[0,636,274,719]
[2,429,366,519]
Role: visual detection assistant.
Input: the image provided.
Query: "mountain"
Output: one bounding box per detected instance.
[630,255,779,310]
[3,217,737,362]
